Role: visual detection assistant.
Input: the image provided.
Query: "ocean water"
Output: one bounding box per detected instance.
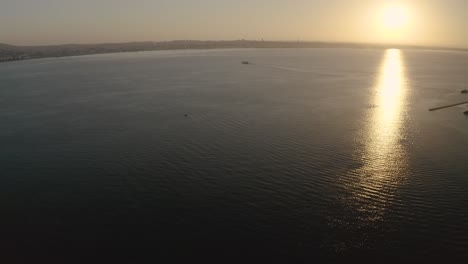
[0,48,467,261]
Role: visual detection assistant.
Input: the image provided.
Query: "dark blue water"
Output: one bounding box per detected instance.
[0,49,467,262]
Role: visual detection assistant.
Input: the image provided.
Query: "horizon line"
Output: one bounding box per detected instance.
[2,39,467,50]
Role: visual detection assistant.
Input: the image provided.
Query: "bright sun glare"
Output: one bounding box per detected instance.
[382,5,409,29]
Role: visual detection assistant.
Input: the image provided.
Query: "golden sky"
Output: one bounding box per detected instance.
[1,0,467,47]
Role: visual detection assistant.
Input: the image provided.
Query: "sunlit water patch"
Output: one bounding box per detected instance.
[327,49,411,252]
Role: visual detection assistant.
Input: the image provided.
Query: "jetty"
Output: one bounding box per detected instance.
[429,101,468,111]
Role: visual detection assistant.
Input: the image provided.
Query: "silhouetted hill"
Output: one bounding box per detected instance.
[0,43,16,49]
[1,40,467,63]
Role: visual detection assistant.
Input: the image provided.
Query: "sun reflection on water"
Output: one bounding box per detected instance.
[350,48,409,223]
[349,48,409,227]
[364,49,408,178]
[326,49,410,251]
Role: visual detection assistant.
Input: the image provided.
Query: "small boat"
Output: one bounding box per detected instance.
[242,61,250,65]
[464,110,468,115]
[461,89,468,94]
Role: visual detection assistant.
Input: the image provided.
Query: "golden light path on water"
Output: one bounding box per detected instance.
[365,49,408,180]
[325,49,411,251]
[351,49,409,225]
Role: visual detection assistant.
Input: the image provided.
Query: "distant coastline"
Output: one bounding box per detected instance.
[1,40,467,63]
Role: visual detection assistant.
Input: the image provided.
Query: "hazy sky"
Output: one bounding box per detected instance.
[1,0,467,47]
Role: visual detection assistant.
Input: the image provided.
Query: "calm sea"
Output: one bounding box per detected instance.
[0,48,467,261]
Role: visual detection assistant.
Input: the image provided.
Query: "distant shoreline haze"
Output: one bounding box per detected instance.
[1,40,467,63]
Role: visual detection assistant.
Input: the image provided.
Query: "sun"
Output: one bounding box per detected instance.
[382,5,409,29]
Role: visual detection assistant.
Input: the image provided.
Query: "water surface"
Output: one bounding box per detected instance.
[1,48,467,261]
